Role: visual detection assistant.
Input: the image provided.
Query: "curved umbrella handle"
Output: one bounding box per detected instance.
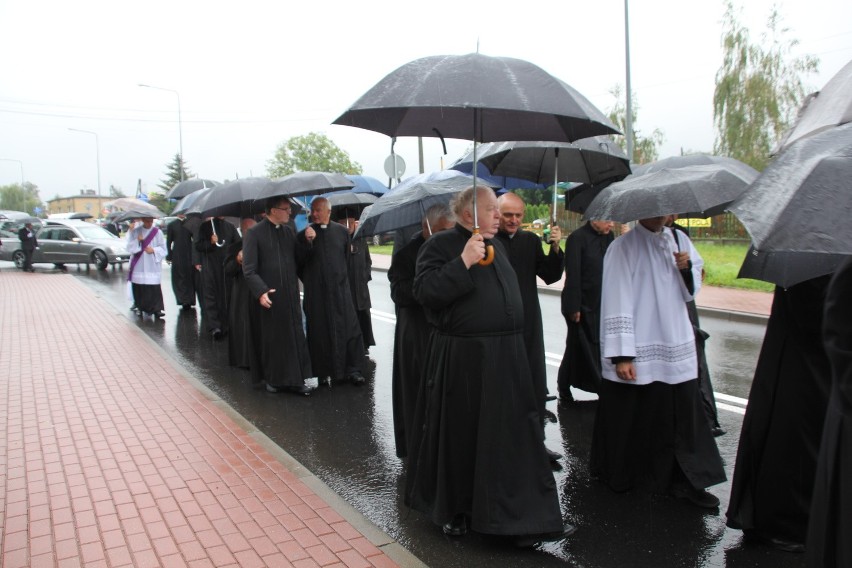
[473,228,495,266]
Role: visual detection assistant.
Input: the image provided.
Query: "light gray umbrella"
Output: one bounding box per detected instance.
[165,178,221,200]
[104,197,162,216]
[584,163,758,223]
[774,58,852,153]
[729,120,852,255]
[115,208,165,222]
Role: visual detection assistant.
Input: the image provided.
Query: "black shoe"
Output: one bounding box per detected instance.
[545,394,557,402]
[266,384,283,393]
[154,311,165,319]
[514,522,577,548]
[442,514,467,537]
[181,304,194,311]
[286,385,313,396]
[211,328,223,340]
[545,448,562,463]
[744,530,805,553]
[670,484,720,509]
[559,391,575,404]
[348,373,366,386]
[710,426,726,437]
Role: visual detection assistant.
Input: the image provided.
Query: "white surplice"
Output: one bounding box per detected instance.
[126,225,167,285]
[600,222,698,386]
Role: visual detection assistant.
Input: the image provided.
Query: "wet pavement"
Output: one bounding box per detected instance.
[19,260,804,567]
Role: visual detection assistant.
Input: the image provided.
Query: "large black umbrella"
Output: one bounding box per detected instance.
[334,52,618,262]
[172,187,213,215]
[166,178,221,200]
[256,171,355,202]
[737,246,847,288]
[584,163,758,222]
[189,177,271,218]
[729,121,852,255]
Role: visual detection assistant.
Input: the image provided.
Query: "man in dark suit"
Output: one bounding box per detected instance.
[18,221,38,272]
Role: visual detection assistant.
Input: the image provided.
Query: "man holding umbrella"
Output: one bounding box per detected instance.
[407,185,574,545]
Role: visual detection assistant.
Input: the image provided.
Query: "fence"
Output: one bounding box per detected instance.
[558,210,750,242]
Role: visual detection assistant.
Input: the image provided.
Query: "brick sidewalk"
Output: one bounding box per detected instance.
[0,272,405,568]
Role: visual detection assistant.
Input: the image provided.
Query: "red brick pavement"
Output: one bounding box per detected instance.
[0,272,408,568]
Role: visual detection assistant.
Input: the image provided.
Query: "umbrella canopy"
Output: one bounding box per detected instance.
[104,197,162,215]
[737,246,846,288]
[344,174,388,196]
[450,159,546,190]
[323,192,378,221]
[631,154,759,180]
[165,178,221,200]
[729,121,852,255]
[353,171,483,238]
[115,208,165,222]
[172,186,213,215]
[188,177,271,218]
[584,163,758,223]
[257,171,355,201]
[460,137,631,187]
[333,53,619,143]
[774,58,852,153]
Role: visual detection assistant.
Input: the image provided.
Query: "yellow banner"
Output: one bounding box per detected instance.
[682,218,712,228]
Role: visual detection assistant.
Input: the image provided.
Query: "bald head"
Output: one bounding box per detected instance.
[497,192,525,235]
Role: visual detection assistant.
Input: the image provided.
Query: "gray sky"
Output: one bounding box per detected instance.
[1,0,850,203]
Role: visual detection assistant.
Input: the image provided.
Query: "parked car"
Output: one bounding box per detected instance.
[0,219,130,271]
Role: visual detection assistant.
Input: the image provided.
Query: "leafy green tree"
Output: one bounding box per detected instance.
[267,132,362,177]
[146,191,174,215]
[713,1,818,170]
[607,84,664,165]
[0,182,43,215]
[157,154,193,193]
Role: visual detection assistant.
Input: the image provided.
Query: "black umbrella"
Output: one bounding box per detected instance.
[165,178,221,200]
[189,177,271,218]
[256,171,355,201]
[737,246,847,288]
[172,187,213,215]
[584,164,758,223]
[729,121,852,255]
[334,52,618,263]
[324,192,378,222]
[631,154,759,180]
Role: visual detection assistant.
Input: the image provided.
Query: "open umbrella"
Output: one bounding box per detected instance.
[729,121,852,255]
[774,58,852,153]
[324,192,378,224]
[344,174,388,196]
[333,52,619,264]
[172,186,213,215]
[104,197,162,215]
[256,171,355,202]
[188,177,270,218]
[584,163,758,223]
[166,178,221,200]
[737,246,846,288]
[114,208,165,222]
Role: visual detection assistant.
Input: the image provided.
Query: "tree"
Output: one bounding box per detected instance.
[108,184,126,198]
[607,84,664,165]
[267,132,362,177]
[0,182,43,214]
[713,1,818,170]
[157,154,193,193]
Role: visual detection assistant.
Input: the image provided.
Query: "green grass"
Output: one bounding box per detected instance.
[369,241,773,292]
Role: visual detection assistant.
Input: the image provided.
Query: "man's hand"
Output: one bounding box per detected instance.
[236,250,243,265]
[305,226,316,242]
[210,232,220,245]
[674,251,690,271]
[260,289,276,309]
[144,246,154,254]
[570,311,581,323]
[549,224,562,248]
[615,361,637,382]
[461,233,486,268]
[195,264,202,271]
[138,233,145,242]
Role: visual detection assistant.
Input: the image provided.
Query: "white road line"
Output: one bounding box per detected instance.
[370,310,749,414]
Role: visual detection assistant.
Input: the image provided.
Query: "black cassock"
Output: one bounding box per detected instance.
[726,276,832,546]
[297,222,363,381]
[224,241,251,369]
[807,258,852,567]
[406,225,563,536]
[558,222,613,395]
[196,218,240,334]
[388,233,427,458]
[242,219,312,388]
[494,229,563,418]
[166,218,200,308]
[347,235,375,348]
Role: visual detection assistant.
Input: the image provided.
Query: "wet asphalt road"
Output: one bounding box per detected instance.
[57,261,805,568]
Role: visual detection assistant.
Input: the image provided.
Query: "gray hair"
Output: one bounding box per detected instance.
[424,203,454,228]
[450,185,492,219]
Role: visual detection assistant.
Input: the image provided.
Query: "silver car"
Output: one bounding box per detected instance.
[0,219,130,270]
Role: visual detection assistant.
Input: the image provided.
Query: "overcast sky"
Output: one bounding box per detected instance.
[1,0,850,202]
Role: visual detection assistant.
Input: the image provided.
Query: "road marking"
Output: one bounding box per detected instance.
[373,310,748,414]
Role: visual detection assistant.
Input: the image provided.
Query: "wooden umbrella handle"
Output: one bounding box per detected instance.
[473,228,495,266]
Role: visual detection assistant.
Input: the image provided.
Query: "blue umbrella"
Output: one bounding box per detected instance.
[345,174,388,196]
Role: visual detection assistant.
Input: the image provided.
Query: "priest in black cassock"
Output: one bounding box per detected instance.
[388,204,455,459]
[726,275,832,552]
[494,193,564,426]
[407,186,573,546]
[338,216,375,351]
[297,197,366,386]
[807,258,852,567]
[557,220,615,401]
[166,215,200,310]
[196,217,240,340]
[224,218,256,370]
[242,198,313,395]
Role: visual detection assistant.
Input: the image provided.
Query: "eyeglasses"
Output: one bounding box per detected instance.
[271,206,291,213]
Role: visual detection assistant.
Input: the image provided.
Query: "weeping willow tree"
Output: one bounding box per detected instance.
[713,1,818,170]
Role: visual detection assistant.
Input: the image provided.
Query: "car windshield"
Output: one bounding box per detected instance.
[74,224,118,240]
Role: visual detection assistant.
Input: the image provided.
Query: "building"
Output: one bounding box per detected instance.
[46,190,109,218]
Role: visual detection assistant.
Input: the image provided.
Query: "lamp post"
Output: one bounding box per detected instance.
[68,128,101,202]
[0,158,24,185]
[138,83,184,181]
